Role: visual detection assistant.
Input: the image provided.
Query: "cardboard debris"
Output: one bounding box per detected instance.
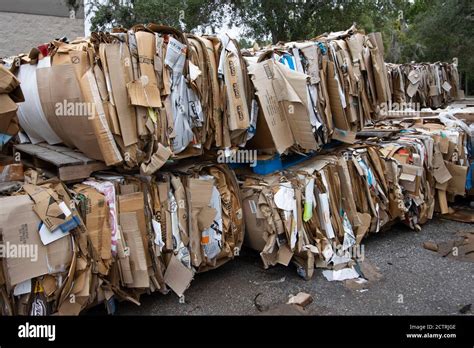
[287,292,313,307]
[358,259,383,282]
[441,208,474,223]
[22,183,80,233]
[423,231,474,263]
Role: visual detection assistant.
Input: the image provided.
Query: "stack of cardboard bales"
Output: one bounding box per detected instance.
[0,163,243,315]
[242,116,471,280]
[0,23,470,315]
[245,25,391,154]
[9,25,254,171]
[386,61,460,109]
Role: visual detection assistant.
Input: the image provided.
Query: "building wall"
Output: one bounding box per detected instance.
[0,12,84,58]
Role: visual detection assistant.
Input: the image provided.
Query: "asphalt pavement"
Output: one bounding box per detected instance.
[92,218,473,316]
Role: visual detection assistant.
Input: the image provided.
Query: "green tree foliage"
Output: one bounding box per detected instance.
[88,0,473,91]
[227,0,401,44]
[87,0,224,32]
[405,0,473,78]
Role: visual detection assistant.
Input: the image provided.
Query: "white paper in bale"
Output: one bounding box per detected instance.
[165,37,202,154]
[16,58,62,144]
[165,37,186,75]
[201,182,223,260]
[171,75,195,153]
[274,183,298,249]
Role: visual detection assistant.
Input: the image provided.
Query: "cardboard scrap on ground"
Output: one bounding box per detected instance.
[423,231,474,263]
[441,207,474,223]
[287,292,313,307]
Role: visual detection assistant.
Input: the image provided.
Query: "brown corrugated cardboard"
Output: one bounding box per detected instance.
[104,43,138,146]
[0,64,23,135]
[140,143,172,175]
[224,51,250,131]
[74,184,112,273]
[0,94,18,134]
[248,59,319,153]
[36,64,103,160]
[126,80,162,108]
[332,128,357,144]
[118,191,151,268]
[22,184,78,233]
[446,162,467,196]
[80,69,123,165]
[242,192,266,251]
[164,254,193,297]
[0,195,47,286]
[0,195,72,286]
[119,212,149,288]
[327,60,349,130]
[248,60,293,153]
[274,61,318,151]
